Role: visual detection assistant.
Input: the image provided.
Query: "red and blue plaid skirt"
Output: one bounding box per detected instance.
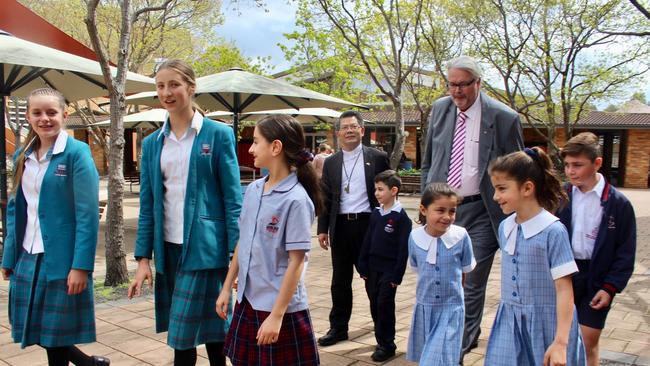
[224,297,320,365]
[9,250,96,348]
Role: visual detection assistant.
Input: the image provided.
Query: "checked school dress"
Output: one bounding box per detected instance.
[485,209,587,366]
[224,174,319,365]
[406,225,475,365]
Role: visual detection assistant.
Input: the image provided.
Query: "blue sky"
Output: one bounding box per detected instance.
[215,1,297,74]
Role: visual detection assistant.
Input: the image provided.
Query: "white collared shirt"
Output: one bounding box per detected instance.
[160,110,203,244]
[571,173,606,259]
[456,94,481,196]
[340,143,371,214]
[378,200,402,216]
[22,130,69,254]
[411,224,476,272]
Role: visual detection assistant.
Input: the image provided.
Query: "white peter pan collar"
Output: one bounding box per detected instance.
[503,209,559,255]
[412,224,467,264]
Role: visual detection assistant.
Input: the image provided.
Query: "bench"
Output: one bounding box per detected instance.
[400,174,421,194]
[125,171,140,192]
[99,200,107,220]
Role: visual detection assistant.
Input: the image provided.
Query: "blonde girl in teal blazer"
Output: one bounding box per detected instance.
[128,59,242,366]
[1,88,107,365]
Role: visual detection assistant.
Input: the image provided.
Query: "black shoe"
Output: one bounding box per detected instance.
[371,348,395,362]
[318,329,348,346]
[92,355,110,366]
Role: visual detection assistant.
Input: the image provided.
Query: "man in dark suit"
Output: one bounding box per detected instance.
[317,110,390,347]
[420,56,524,361]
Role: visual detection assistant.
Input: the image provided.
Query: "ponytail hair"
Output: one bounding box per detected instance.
[256,114,324,216]
[13,88,67,195]
[489,147,566,212]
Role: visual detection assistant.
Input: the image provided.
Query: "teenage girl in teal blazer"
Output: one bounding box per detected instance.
[128,59,242,366]
[1,88,107,365]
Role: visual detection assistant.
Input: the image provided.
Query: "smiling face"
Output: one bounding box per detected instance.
[337,116,364,151]
[155,67,195,114]
[26,95,66,142]
[447,67,481,112]
[490,171,534,215]
[420,195,459,237]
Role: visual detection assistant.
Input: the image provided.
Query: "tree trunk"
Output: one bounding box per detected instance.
[104,93,129,286]
[389,100,406,169]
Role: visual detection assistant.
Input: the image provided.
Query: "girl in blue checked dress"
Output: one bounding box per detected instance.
[128,60,242,366]
[1,88,108,365]
[486,147,586,366]
[217,114,321,365]
[407,182,476,365]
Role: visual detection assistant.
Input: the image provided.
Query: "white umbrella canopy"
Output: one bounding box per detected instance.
[206,107,341,124]
[0,32,154,99]
[93,108,168,129]
[0,31,154,232]
[125,67,364,133]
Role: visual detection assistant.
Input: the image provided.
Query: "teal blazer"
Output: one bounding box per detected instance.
[1,137,100,281]
[134,117,242,273]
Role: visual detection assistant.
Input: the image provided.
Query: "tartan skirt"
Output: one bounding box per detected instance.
[224,297,320,366]
[154,242,230,350]
[8,250,96,348]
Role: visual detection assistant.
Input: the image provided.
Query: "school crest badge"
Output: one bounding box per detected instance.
[384,218,395,233]
[54,164,67,177]
[200,143,212,156]
[266,215,280,234]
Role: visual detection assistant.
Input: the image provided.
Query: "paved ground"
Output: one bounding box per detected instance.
[1,184,649,365]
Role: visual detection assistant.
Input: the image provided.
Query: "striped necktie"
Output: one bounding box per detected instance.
[447,112,467,188]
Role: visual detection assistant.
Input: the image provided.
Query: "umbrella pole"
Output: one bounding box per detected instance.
[233,113,239,140]
[1,94,8,240]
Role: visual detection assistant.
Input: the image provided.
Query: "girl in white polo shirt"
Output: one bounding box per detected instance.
[217,114,322,365]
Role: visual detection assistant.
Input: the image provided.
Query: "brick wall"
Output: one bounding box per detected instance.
[623,129,650,188]
[404,126,417,162]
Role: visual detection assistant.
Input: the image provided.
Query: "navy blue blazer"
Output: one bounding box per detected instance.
[2,137,99,281]
[557,182,636,294]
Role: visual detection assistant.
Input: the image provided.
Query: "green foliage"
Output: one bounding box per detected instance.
[191,41,273,77]
[398,168,420,176]
[19,0,224,74]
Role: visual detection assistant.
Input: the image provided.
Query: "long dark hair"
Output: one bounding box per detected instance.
[256,114,324,215]
[489,147,566,212]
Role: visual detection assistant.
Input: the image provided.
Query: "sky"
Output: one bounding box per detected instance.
[214,1,649,107]
[215,1,297,74]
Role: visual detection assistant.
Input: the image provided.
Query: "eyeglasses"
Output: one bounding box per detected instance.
[447,79,477,90]
[339,124,361,131]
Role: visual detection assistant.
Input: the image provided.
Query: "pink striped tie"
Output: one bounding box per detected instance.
[447,112,467,188]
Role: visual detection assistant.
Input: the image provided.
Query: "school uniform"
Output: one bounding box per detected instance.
[557,175,636,329]
[357,202,411,353]
[2,131,99,348]
[485,210,587,366]
[224,173,319,366]
[134,111,242,350]
[406,225,475,365]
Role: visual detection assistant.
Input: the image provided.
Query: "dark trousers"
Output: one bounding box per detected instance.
[365,270,397,351]
[457,200,499,356]
[329,214,370,331]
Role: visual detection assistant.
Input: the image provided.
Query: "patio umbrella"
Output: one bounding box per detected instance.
[125,67,364,134]
[0,31,154,232]
[206,107,341,125]
[93,108,168,129]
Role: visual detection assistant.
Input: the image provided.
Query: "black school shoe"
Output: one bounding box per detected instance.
[92,355,110,365]
[371,347,395,362]
[317,329,348,346]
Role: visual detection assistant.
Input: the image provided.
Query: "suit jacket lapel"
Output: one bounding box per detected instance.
[183,131,200,244]
[331,151,343,194]
[362,146,374,204]
[153,135,165,202]
[443,101,457,171]
[478,92,495,178]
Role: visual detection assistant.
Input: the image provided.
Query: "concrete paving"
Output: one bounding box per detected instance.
[1,182,649,365]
